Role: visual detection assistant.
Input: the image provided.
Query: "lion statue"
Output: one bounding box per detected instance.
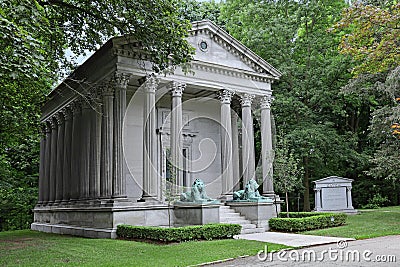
[233,179,270,201]
[180,178,215,203]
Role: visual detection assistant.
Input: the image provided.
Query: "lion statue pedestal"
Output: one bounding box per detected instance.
[173,179,221,226]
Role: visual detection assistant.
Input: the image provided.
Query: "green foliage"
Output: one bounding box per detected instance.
[333,3,400,75]
[116,224,242,242]
[0,187,38,231]
[361,193,390,209]
[269,212,347,232]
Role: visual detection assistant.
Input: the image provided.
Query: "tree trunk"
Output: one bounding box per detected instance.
[303,156,311,211]
[285,191,290,218]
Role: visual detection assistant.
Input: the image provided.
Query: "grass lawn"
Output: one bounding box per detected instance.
[302,206,400,239]
[0,230,289,267]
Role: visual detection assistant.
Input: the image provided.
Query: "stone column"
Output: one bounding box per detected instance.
[314,188,322,210]
[260,94,275,196]
[218,89,235,199]
[43,121,51,204]
[38,123,47,204]
[113,73,130,199]
[169,81,185,192]
[231,111,241,192]
[139,76,159,201]
[70,102,82,201]
[100,86,114,199]
[62,107,72,203]
[80,101,91,200]
[48,116,58,204]
[89,89,102,200]
[55,112,65,203]
[347,186,354,209]
[240,93,256,185]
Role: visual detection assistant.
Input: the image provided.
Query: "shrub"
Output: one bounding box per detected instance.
[116,223,242,242]
[269,212,347,232]
[361,193,389,209]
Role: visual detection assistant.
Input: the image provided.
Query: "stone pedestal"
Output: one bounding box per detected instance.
[173,203,221,227]
[226,201,279,230]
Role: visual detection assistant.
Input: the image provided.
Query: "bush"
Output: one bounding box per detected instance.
[361,193,389,209]
[269,212,347,232]
[116,223,242,242]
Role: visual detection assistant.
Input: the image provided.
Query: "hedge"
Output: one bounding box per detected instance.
[116,223,242,242]
[269,212,347,232]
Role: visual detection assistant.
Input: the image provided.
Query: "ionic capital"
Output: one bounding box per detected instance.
[218,89,235,104]
[240,93,255,107]
[168,81,185,97]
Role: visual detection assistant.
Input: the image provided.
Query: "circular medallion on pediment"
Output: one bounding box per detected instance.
[198,40,208,52]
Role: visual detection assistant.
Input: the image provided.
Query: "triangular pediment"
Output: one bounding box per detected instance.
[314,176,354,184]
[189,20,281,79]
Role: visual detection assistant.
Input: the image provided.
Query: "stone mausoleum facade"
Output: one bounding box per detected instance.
[32,20,281,238]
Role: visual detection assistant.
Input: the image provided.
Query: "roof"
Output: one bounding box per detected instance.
[190,20,282,79]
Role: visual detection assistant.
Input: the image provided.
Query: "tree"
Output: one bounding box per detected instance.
[273,136,303,217]
[333,2,400,75]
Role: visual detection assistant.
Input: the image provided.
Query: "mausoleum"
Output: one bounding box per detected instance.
[32,20,282,238]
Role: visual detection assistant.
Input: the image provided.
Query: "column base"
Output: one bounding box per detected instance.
[218,194,233,202]
[137,195,160,203]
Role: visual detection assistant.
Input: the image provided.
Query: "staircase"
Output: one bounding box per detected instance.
[219,205,265,234]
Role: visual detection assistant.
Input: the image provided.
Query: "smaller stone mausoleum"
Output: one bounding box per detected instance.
[32,20,282,238]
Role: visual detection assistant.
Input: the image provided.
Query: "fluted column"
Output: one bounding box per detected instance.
[169,81,185,192]
[113,72,130,199]
[314,188,321,210]
[38,123,47,204]
[100,86,114,199]
[70,102,81,201]
[231,111,241,192]
[43,122,51,204]
[48,117,58,203]
[218,89,235,199]
[55,112,65,203]
[140,76,159,201]
[80,101,91,200]
[62,107,72,202]
[240,93,256,184]
[89,89,102,200]
[260,94,274,196]
[347,186,354,209]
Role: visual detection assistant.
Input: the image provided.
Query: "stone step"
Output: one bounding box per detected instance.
[220,219,251,225]
[241,227,266,234]
[220,213,243,218]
